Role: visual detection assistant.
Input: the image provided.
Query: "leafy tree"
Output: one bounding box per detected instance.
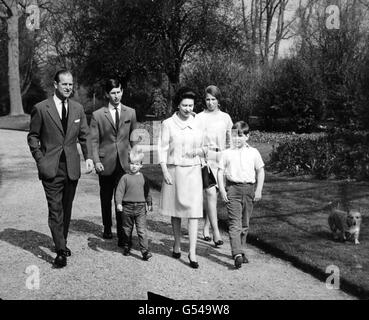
[43,0,242,115]
[294,0,369,128]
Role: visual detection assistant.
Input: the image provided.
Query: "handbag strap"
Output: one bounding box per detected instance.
[201,147,208,166]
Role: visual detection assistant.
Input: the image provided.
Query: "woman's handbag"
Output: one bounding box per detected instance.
[202,164,217,189]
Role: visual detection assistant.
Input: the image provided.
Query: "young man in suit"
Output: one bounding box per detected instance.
[27,70,94,268]
[90,79,137,246]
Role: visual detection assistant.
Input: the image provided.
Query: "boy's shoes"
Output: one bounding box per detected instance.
[142,251,152,261]
[54,250,67,268]
[123,247,131,256]
[234,254,243,269]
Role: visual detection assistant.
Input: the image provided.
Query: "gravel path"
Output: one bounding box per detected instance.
[0,129,355,300]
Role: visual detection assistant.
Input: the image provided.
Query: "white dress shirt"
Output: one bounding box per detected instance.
[53,95,68,119]
[108,103,121,121]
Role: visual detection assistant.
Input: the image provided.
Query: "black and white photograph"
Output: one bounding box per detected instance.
[0,0,368,309]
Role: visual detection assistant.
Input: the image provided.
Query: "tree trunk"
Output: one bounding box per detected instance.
[7,0,24,116]
[166,70,180,117]
[273,0,287,63]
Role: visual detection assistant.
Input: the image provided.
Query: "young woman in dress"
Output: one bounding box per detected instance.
[195,85,233,247]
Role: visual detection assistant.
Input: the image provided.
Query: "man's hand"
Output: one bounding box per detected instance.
[147,205,153,212]
[85,159,94,173]
[95,162,104,173]
[117,204,123,212]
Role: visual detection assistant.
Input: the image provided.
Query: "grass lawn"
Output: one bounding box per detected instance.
[142,140,369,299]
[0,114,30,131]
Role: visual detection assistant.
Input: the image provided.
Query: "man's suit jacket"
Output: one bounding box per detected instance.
[27,97,92,181]
[90,104,137,175]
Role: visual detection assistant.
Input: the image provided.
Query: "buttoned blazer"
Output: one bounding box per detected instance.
[90,104,137,175]
[27,97,92,180]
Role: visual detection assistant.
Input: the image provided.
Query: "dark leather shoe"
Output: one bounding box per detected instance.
[54,251,67,268]
[188,254,199,269]
[64,247,71,257]
[203,236,211,242]
[142,251,152,261]
[242,254,249,264]
[214,239,224,247]
[103,228,113,239]
[123,247,131,256]
[172,251,181,259]
[234,254,243,269]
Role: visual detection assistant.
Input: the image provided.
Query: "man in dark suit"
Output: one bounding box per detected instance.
[90,78,137,246]
[27,70,94,268]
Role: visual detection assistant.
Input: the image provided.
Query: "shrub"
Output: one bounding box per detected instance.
[269,129,369,181]
[182,51,258,122]
[254,58,323,133]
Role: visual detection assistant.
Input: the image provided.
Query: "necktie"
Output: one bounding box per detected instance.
[61,99,67,133]
[114,106,119,131]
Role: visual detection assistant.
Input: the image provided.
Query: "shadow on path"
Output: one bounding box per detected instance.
[0,228,55,264]
[69,218,235,269]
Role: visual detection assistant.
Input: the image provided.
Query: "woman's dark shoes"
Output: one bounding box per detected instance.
[214,239,224,247]
[188,254,199,269]
[172,246,181,259]
[54,250,67,268]
[203,236,211,242]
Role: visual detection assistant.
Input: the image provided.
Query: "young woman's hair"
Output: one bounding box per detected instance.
[205,85,221,101]
[105,78,122,93]
[232,121,250,136]
[173,86,196,107]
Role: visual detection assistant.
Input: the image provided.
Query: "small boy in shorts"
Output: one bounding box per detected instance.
[217,121,265,269]
[115,152,153,260]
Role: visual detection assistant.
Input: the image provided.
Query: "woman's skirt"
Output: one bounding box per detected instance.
[159,164,203,218]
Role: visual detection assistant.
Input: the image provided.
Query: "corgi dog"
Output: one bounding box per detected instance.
[328,209,362,245]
